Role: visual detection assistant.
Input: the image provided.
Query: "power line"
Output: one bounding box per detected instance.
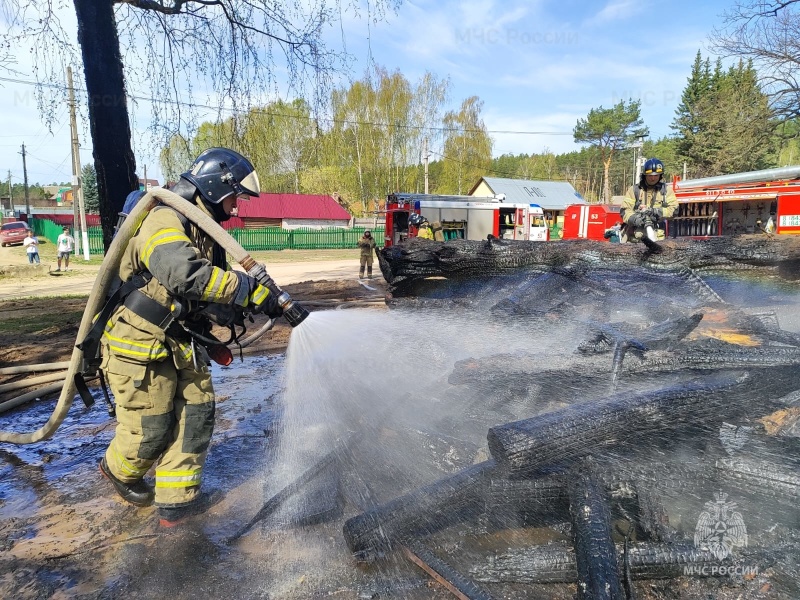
[0,74,575,137]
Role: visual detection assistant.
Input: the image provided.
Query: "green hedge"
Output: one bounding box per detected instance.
[29,219,384,254]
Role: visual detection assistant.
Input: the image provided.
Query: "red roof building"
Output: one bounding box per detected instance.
[223,193,351,230]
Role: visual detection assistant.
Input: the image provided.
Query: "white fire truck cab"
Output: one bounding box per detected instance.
[384,193,549,247]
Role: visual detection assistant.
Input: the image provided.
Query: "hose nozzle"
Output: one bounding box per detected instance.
[276,291,309,328]
[248,262,310,328]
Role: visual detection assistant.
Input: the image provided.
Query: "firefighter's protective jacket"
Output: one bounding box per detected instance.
[101,202,242,372]
[620,182,678,227]
[358,235,376,258]
[417,224,435,240]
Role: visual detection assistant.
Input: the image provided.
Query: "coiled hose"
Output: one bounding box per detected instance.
[0,187,285,444]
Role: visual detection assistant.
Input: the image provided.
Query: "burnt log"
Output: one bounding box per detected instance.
[377,236,800,293]
[402,541,495,600]
[342,460,499,559]
[568,468,623,600]
[486,375,742,478]
[485,475,570,529]
[469,541,780,584]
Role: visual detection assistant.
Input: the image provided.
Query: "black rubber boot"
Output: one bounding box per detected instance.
[99,457,154,507]
[158,490,224,528]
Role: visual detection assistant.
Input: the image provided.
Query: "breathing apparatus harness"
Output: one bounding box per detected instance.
[75,201,252,416]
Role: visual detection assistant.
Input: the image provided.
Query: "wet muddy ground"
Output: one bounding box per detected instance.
[1,271,800,599]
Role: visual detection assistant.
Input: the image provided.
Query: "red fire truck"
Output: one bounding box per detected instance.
[562,203,622,241]
[383,193,549,247]
[671,166,800,237]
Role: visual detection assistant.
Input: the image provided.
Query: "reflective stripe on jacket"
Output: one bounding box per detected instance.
[103,202,239,370]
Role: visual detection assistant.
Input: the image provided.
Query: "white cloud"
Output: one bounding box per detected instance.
[589,0,643,25]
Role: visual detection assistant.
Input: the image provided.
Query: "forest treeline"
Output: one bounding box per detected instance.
[160,53,800,215]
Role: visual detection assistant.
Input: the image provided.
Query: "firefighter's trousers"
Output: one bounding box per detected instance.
[359,254,373,278]
[103,355,215,507]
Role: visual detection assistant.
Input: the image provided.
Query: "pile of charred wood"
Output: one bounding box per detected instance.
[235,237,800,598]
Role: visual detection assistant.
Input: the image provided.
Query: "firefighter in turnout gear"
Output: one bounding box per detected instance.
[620,158,678,245]
[409,213,434,240]
[358,230,376,279]
[97,148,282,527]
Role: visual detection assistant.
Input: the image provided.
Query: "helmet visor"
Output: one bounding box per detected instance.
[238,170,261,197]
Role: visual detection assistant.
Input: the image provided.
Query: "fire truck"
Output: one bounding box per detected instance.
[671,166,800,237]
[384,193,549,247]
[562,203,622,241]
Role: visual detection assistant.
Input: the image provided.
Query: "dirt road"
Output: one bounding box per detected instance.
[0,243,365,301]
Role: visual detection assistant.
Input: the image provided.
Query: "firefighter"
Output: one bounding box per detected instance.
[97,147,283,527]
[358,230,376,279]
[409,213,435,240]
[620,158,678,245]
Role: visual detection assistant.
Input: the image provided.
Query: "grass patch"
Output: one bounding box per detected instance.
[0,309,84,335]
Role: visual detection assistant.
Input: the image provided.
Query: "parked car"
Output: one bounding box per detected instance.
[0,221,29,247]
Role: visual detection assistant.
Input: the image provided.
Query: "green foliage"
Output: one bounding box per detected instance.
[574,99,647,202]
[439,96,493,194]
[82,163,99,212]
[672,52,774,177]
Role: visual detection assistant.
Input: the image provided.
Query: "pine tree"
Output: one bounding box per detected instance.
[81,164,99,213]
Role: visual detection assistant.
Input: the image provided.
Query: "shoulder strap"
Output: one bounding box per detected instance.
[76,271,153,374]
[633,186,641,210]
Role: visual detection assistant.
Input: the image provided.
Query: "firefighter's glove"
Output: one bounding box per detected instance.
[232,272,280,317]
[198,303,244,328]
[628,212,646,227]
[646,207,664,223]
[258,284,284,319]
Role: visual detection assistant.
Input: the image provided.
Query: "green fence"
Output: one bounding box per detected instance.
[228,226,384,251]
[29,219,106,254]
[30,219,384,254]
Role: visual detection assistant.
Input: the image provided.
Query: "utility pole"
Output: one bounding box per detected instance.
[5,171,10,215]
[143,165,147,192]
[20,143,30,218]
[68,66,90,260]
[423,137,429,194]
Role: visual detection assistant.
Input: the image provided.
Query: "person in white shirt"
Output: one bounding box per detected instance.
[23,229,40,264]
[56,226,76,271]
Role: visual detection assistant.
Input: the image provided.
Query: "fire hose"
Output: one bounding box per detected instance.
[0,187,308,444]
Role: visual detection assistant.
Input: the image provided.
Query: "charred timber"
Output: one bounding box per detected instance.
[486,375,742,478]
[377,236,800,293]
[342,460,499,559]
[469,542,778,584]
[568,468,623,600]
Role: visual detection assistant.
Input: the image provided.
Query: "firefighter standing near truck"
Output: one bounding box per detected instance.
[408,213,444,241]
[358,230,376,279]
[95,147,284,527]
[620,158,678,245]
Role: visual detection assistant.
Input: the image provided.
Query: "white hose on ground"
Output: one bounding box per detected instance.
[0,187,271,444]
[0,362,71,376]
[0,383,65,416]
[0,371,67,395]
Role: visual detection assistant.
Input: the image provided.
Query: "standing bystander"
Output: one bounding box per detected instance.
[56,226,76,271]
[23,229,40,264]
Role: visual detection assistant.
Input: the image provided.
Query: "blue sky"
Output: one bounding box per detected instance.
[0,0,732,188]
